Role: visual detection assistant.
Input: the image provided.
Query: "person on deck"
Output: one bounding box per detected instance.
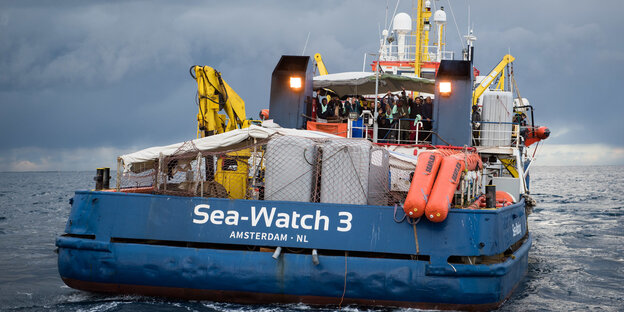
[397,99,410,142]
[377,102,390,143]
[317,98,333,121]
[472,105,481,146]
[338,99,350,119]
[421,96,434,142]
[409,97,423,142]
[346,97,360,117]
[330,98,341,121]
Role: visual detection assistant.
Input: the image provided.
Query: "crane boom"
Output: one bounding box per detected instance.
[472,54,515,106]
[314,53,329,76]
[191,65,250,138]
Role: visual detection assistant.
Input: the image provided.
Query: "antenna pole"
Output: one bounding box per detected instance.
[301,32,311,56]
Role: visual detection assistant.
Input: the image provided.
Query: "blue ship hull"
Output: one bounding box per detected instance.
[57,190,530,310]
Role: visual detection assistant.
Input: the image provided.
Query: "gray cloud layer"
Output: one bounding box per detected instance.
[1,0,623,170]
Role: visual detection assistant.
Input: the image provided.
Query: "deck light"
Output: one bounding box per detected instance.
[439,81,452,96]
[290,77,302,89]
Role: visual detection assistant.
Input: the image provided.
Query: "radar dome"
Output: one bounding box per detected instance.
[433,7,447,24]
[392,13,412,33]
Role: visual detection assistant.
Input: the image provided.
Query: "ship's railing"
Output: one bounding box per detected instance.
[346,117,521,147]
[422,47,454,62]
[379,35,455,62]
[350,118,432,144]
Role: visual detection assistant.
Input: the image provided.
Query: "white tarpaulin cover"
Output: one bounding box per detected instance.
[119,125,340,171]
[313,72,435,95]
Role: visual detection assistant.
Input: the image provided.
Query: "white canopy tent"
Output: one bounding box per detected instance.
[118,125,341,172]
[312,71,435,96]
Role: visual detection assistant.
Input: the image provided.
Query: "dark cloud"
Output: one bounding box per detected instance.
[1,0,623,170]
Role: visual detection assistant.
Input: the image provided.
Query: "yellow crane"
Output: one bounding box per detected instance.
[190,65,253,200]
[314,53,329,76]
[191,65,250,138]
[472,54,515,106]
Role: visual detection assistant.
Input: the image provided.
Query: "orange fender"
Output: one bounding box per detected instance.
[496,190,515,206]
[478,190,516,208]
[403,152,443,218]
[425,155,465,222]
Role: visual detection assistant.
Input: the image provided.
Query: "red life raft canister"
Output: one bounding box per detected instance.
[424,155,465,222]
[424,152,482,222]
[403,152,443,218]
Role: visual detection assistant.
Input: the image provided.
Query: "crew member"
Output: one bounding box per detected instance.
[472,105,481,146]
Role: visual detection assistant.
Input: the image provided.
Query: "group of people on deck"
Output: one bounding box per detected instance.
[316,96,361,121]
[375,89,434,143]
[313,89,434,143]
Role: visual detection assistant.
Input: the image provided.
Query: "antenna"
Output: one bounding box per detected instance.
[301,32,311,56]
[385,0,389,31]
[467,5,470,36]
[387,0,401,31]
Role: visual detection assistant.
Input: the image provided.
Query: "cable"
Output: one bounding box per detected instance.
[446,0,465,50]
[338,251,348,308]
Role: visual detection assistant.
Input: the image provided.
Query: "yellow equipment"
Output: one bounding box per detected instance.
[413,0,433,77]
[214,149,251,199]
[190,65,253,199]
[314,53,329,76]
[472,54,515,106]
[191,65,251,138]
[499,157,519,178]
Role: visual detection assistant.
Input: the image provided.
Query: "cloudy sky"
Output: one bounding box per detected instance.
[1,0,623,171]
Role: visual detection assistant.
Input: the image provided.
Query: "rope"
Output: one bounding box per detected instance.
[338,251,348,308]
[407,215,421,225]
[393,204,407,223]
[532,141,540,158]
[412,222,420,255]
[432,131,452,146]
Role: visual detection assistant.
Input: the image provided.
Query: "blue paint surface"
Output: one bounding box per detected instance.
[57,190,530,306]
[57,234,531,305]
[65,191,527,264]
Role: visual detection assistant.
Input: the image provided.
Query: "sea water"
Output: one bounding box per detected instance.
[0,167,622,311]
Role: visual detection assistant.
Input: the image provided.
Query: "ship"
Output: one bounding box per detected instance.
[56,2,550,310]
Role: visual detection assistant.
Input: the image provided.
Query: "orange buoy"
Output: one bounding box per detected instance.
[403,152,443,218]
[424,154,465,222]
